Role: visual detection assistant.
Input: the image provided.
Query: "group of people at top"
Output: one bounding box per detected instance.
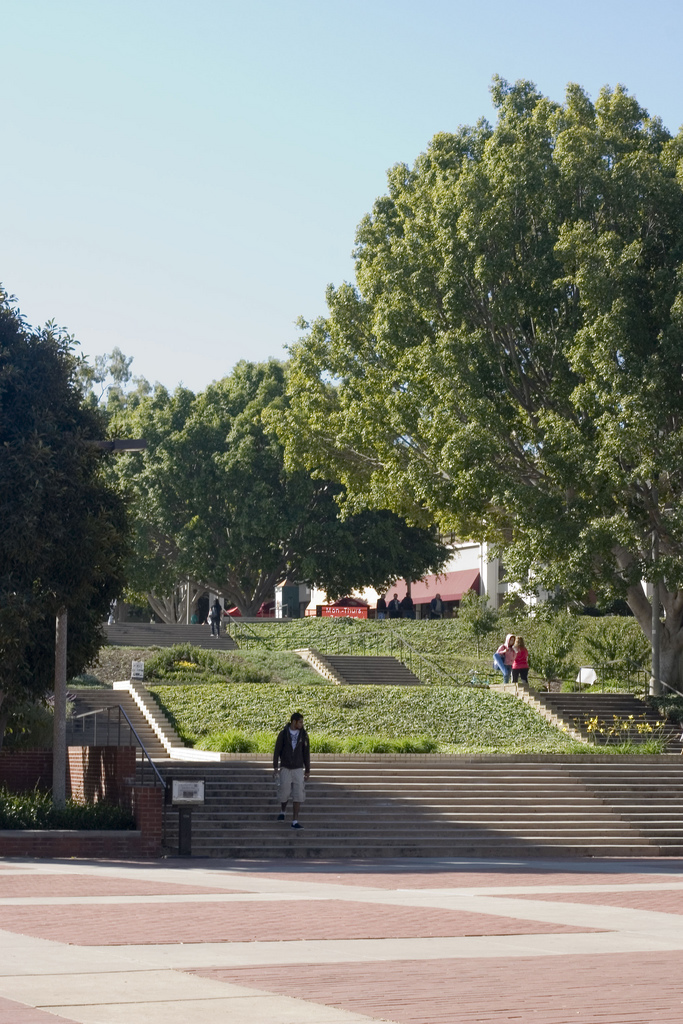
[376,592,445,620]
[493,634,529,685]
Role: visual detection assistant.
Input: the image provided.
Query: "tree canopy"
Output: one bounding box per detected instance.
[284,78,683,685]
[0,292,128,744]
[109,359,447,616]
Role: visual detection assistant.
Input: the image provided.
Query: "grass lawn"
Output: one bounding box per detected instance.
[83,646,320,688]
[148,681,586,755]
[228,616,650,693]
[86,641,656,756]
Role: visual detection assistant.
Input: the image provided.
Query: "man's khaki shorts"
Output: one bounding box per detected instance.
[278,767,305,803]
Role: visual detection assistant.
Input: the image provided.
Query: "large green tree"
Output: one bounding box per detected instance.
[0,292,128,746]
[284,79,683,687]
[110,360,447,616]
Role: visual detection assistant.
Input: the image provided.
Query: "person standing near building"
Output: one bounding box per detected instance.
[388,593,401,619]
[209,598,222,637]
[512,636,529,687]
[376,594,388,620]
[430,593,444,619]
[273,712,310,829]
[493,633,516,685]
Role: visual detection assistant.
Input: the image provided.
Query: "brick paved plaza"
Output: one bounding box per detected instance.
[1,856,683,1022]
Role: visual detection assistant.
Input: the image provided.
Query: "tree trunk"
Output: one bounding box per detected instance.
[53,607,67,808]
[0,695,7,753]
[626,582,683,693]
[659,643,683,695]
[146,591,183,623]
[205,564,285,618]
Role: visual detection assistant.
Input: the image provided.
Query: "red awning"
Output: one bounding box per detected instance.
[386,568,481,604]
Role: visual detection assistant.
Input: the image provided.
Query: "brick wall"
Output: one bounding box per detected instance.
[0,745,164,858]
[0,749,53,793]
[66,746,137,804]
[0,830,148,858]
[0,747,138,801]
[132,785,164,857]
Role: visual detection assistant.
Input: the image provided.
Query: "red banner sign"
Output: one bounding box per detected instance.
[321,605,368,618]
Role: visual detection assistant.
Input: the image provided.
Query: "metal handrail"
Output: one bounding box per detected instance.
[311,621,460,685]
[593,659,649,696]
[225,616,271,649]
[382,626,460,685]
[70,704,166,790]
[658,680,683,700]
[226,615,461,684]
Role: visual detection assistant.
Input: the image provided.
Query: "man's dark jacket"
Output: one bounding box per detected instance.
[273,726,310,772]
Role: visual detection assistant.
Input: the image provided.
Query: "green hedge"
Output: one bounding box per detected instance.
[149,682,583,753]
[0,789,135,830]
[141,645,320,687]
[195,729,439,754]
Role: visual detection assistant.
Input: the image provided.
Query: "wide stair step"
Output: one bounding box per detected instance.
[515,688,681,752]
[156,758,683,859]
[68,689,173,759]
[104,623,238,650]
[304,653,422,686]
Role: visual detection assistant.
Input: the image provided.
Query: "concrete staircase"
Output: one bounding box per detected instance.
[296,649,422,686]
[104,623,238,650]
[158,757,683,859]
[68,687,180,760]
[518,688,681,751]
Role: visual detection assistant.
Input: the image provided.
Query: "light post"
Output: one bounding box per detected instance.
[650,483,662,698]
[51,438,146,807]
[651,529,661,696]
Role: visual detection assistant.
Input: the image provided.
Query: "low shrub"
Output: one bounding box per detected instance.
[195,729,439,754]
[197,730,265,753]
[0,788,135,830]
[646,694,683,724]
[144,645,272,684]
[579,617,650,671]
[337,734,438,754]
[604,739,668,755]
[2,701,55,751]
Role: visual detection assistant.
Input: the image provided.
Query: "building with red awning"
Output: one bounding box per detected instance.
[387,567,481,605]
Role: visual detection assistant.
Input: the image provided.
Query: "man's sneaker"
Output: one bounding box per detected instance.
[277,812,285,821]
[291,822,304,829]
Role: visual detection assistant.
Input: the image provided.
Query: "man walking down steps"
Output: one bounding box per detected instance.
[273,712,311,829]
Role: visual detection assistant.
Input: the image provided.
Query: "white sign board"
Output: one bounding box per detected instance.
[172,780,205,805]
[576,667,597,686]
[131,660,145,680]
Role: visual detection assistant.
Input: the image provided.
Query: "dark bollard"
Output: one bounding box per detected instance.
[178,807,193,856]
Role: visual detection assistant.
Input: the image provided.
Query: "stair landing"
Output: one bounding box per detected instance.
[104,623,237,650]
[158,756,683,860]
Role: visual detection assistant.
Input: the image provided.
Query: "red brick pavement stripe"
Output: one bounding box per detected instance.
[0,874,244,898]
[0,996,81,1024]
[191,950,683,1024]
[0,899,602,945]
[515,888,683,914]
[238,868,683,889]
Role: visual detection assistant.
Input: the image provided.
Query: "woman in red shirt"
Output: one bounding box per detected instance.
[512,636,529,685]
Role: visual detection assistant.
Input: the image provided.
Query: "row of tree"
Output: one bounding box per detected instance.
[4,73,683,743]
[102,359,448,618]
[0,296,127,746]
[0,297,447,745]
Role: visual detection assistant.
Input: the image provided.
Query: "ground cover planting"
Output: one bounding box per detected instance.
[148,682,585,754]
[0,788,135,830]
[229,615,651,692]
[85,646,320,687]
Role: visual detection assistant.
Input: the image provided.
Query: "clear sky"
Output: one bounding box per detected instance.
[1,0,682,393]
